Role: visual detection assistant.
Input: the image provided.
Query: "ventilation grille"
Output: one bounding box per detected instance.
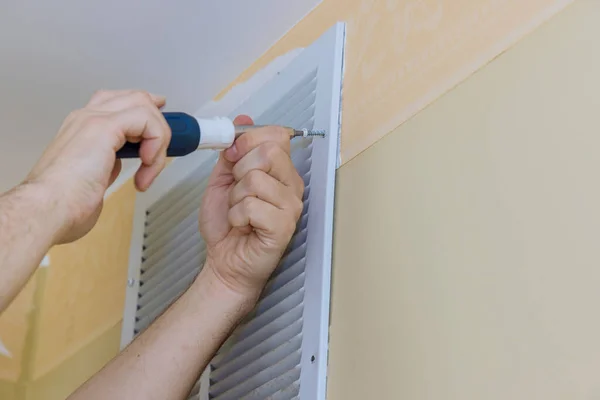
[205,69,317,400]
[208,143,312,400]
[132,69,318,400]
[134,154,217,336]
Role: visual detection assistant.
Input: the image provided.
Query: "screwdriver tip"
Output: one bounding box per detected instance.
[295,128,326,138]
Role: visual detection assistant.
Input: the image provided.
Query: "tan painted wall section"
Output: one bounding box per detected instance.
[0,0,584,396]
[19,1,573,381]
[218,0,572,164]
[328,2,600,398]
[0,274,37,382]
[26,323,122,400]
[30,182,136,380]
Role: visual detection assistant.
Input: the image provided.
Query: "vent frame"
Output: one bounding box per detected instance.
[121,22,344,400]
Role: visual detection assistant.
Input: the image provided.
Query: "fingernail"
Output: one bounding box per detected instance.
[224,143,238,161]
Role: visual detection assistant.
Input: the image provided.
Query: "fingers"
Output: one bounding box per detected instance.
[228,197,297,241]
[87,89,166,109]
[224,126,290,163]
[207,114,255,186]
[108,106,171,190]
[233,114,254,126]
[135,156,167,192]
[90,90,170,191]
[232,142,304,198]
[229,170,301,213]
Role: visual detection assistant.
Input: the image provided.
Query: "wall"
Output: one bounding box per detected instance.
[26,324,122,400]
[218,0,572,164]
[0,276,37,382]
[30,182,137,380]
[1,0,587,398]
[328,1,600,398]
[0,181,136,398]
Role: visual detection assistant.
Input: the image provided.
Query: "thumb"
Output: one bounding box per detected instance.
[207,114,254,185]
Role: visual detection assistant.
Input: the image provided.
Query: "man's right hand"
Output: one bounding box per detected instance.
[199,115,305,304]
[25,90,171,244]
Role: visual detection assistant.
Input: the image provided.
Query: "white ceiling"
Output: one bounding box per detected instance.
[0,0,321,192]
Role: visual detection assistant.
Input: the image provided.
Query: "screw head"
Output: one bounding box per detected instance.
[127,278,136,287]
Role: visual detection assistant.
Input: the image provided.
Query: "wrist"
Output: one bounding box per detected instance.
[191,261,261,318]
[14,180,68,246]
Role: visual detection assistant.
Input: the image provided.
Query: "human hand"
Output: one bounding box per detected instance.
[25,90,171,244]
[199,115,305,301]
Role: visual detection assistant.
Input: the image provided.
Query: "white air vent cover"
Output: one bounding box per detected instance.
[121,22,344,400]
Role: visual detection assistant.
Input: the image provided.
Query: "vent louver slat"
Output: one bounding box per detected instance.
[146,155,216,220]
[258,70,317,125]
[142,215,200,268]
[238,368,301,400]
[211,319,303,383]
[144,180,207,245]
[263,382,301,400]
[211,352,302,400]
[210,334,302,396]
[145,174,207,232]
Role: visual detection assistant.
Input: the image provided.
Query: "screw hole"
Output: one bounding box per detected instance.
[310,355,316,363]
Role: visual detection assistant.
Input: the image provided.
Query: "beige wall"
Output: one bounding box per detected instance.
[30,182,136,379]
[0,181,136,398]
[25,323,122,400]
[219,0,571,164]
[0,0,591,398]
[0,380,18,400]
[0,276,37,382]
[328,1,600,398]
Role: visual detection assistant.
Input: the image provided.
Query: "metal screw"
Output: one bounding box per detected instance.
[127,278,136,287]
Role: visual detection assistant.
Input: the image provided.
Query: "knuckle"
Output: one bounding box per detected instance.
[131,91,152,105]
[273,126,289,140]
[242,196,256,214]
[65,109,82,123]
[245,169,264,191]
[293,197,304,218]
[284,217,297,237]
[274,127,291,149]
[295,173,305,193]
[84,114,108,128]
[259,142,280,161]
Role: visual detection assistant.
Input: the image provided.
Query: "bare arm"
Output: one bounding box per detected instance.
[68,116,303,399]
[69,266,258,400]
[0,93,302,399]
[0,89,170,312]
[0,182,64,310]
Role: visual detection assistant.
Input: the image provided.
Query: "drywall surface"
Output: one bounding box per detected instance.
[27,323,122,400]
[0,0,321,193]
[30,182,137,380]
[0,380,18,400]
[327,1,600,398]
[218,0,572,166]
[0,274,37,382]
[0,0,584,395]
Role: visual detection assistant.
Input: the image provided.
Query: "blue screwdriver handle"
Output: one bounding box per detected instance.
[116,112,201,158]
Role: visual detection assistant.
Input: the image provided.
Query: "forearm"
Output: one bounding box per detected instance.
[69,264,258,400]
[0,182,64,312]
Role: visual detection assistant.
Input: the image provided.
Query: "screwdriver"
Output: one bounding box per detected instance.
[115,112,326,159]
